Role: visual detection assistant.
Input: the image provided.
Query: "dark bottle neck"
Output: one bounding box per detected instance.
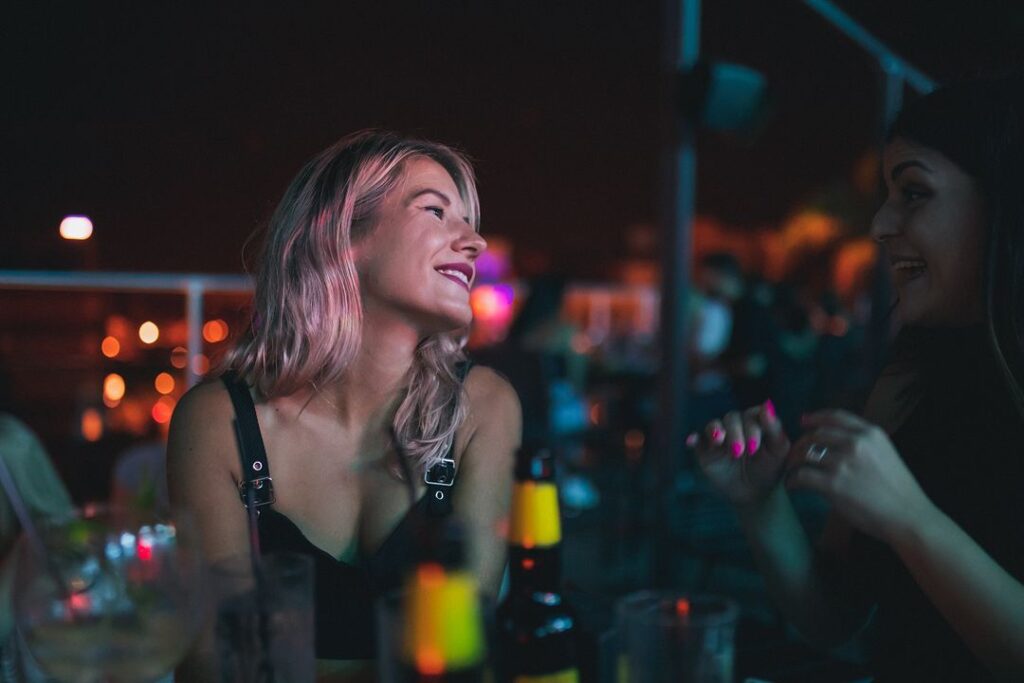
[508,544,562,595]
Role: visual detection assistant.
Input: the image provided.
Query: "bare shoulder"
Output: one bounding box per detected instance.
[458,365,521,458]
[166,377,240,480]
[463,365,521,428]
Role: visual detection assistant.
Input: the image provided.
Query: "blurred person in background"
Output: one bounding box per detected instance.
[689,76,1024,680]
[167,131,521,670]
[110,423,169,517]
[0,365,72,681]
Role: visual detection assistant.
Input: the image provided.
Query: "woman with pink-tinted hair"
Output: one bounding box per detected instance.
[167,131,521,664]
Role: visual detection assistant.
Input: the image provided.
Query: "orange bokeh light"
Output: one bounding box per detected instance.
[202,319,229,344]
[151,396,176,424]
[100,336,120,358]
[81,408,103,442]
[170,346,189,369]
[154,372,175,395]
[103,374,126,402]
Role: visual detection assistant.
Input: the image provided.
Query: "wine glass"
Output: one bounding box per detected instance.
[12,504,206,683]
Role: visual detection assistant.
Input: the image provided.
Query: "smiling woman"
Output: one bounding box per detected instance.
[689,74,1024,682]
[165,131,521,670]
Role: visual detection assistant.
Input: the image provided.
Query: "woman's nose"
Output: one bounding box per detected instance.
[454,223,487,258]
[870,203,900,243]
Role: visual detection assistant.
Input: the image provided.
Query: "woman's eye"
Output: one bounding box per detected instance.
[426,206,445,219]
[901,187,928,203]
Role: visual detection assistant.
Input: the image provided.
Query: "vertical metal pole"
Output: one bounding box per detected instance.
[186,281,204,388]
[653,0,700,588]
[865,64,904,378]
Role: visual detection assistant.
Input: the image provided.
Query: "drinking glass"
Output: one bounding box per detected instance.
[376,584,492,683]
[210,552,314,683]
[616,591,737,683]
[12,504,205,683]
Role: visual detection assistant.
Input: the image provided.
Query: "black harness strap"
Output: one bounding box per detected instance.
[222,371,275,512]
[422,361,473,517]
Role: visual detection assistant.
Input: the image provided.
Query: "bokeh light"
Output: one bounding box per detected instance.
[59,215,93,240]
[100,336,120,358]
[202,319,229,343]
[191,353,210,376]
[138,321,159,344]
[154,372,175,395]
[103,373,126,402]
[170,346,189,369]
[151,396,176,424]
[81,408,103,441]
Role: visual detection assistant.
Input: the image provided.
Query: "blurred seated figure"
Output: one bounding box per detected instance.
[473,275,596,509]
[0,412,73,681]
[110,431,169,517]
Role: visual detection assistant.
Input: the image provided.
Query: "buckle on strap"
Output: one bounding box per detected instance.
[424,458,456,487]
[238,476,276,508]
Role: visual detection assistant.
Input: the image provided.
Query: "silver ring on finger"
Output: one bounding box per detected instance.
[805,443,829,465]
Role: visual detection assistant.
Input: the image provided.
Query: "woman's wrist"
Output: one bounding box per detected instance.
[734,484,787,526]
[886,496,946,555]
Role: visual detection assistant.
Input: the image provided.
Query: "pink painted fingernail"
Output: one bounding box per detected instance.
[731,441,744,458]
[764,399,776,420]
[747,438,759,454]
[686,433,699,448]
[712,428,724,444]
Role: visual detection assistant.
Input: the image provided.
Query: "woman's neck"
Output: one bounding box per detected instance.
[314,309,421,429]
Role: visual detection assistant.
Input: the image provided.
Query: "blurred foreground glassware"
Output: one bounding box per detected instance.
[13,504,205,683]
[211,552,314,683]
[376,579,490,683]
[616,592,737,683]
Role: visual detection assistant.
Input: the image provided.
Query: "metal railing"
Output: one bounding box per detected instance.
[0,270,253,388]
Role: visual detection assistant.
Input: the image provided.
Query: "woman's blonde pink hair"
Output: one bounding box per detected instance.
[223,130,481,468]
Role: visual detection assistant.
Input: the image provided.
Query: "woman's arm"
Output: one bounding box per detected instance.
[736,487,870,646]
[454,366,521,597]
[791,410,1024,680]
[891,506,1024,681]
[166,381,251,682]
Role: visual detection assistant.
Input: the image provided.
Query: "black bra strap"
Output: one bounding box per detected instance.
[221,371,275,512]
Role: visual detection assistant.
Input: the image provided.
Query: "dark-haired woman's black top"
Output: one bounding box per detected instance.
[845,326,1024,681]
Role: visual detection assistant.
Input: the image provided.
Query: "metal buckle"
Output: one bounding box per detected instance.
[424,458,456,487]
[238,476,276,508]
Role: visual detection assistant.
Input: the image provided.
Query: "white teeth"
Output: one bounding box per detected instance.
[893,260,926,271]
[437,268,470,285]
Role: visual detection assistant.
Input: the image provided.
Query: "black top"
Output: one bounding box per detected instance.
[221,365,470,660]
[843,326,1024,681]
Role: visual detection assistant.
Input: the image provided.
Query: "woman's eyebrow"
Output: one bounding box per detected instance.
[406,188,452,206]
[891,160,932,181]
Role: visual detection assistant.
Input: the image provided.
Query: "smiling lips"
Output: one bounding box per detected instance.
[891,256,927,284]
[435,262,473,291]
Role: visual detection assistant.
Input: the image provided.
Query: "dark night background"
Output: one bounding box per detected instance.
[4,1,1022,276]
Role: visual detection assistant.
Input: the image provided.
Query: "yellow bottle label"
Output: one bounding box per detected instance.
[508,481,561,547]
[513,667,580,683]
[403,565,486,672]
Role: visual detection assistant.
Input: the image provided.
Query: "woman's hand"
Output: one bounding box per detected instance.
[787,410,939,545]
[689,400,789,507]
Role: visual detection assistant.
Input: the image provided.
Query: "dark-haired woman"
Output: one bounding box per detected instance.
[690,77,1024,681]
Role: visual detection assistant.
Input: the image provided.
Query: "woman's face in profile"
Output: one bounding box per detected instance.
[871,137,986,327]
[354,156,486,334]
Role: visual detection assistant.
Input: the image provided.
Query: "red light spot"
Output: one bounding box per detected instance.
[69,592,91,612]
[675,598,690,616]
[521,557,535,570]
[137,538,153,562]
[416,648,445,675]
[417,563,445,587]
